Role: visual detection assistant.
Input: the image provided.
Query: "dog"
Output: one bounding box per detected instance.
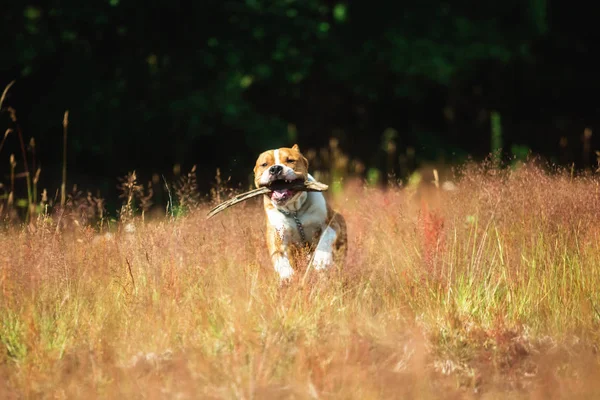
[254,144,347,280]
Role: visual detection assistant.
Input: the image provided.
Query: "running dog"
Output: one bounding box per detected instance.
[254,144,347,280]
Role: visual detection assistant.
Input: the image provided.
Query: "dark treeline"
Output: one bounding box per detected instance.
[0,0,599,203]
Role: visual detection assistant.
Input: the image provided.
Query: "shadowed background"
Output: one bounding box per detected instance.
[1,0,599,210]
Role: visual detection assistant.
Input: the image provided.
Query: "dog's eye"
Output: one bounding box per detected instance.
[261,162,268,167]
[287,159,296,164]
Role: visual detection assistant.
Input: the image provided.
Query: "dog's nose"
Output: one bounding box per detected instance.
[269,165,283,175]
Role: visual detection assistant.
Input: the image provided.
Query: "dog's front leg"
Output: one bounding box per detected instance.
[271,250,295,280]
[267,226,295,280]
[311,226,337,270]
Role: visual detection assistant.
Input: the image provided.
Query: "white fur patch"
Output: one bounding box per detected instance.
[311,226,337,270]
[274,256,294,279]
[266,207,290,230]
[312,250,334,270]
[274,149,281,164]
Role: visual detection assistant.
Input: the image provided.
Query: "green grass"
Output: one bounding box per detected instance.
[1,162,600,398]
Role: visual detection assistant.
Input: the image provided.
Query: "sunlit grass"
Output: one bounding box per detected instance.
[1,162,600,398]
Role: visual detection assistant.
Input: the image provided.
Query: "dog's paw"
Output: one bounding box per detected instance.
[311,250,334,271]
[274,258,295,280]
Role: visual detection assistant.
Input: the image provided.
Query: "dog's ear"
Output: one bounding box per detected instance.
[291,144,308,169]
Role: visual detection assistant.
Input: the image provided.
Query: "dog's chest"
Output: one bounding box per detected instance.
[267,209,325,244]
[266,195,328,245]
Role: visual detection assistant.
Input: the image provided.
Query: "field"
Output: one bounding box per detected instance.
[1,162,600,399]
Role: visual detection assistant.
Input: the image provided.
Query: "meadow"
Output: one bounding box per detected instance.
[1,161,600,399]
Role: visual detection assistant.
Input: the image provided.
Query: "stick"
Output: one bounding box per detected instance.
[206,180,328,219]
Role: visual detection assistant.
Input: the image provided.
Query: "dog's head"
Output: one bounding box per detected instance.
[254,144,309,206]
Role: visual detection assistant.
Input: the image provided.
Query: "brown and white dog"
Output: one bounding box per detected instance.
[254,144,347,280]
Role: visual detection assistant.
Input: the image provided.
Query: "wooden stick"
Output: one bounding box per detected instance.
[206,180,328,219]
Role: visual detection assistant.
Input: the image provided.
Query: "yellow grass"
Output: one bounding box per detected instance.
[1,162,600,399]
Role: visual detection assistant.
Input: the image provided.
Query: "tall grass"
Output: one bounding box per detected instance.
[1,162,600,398]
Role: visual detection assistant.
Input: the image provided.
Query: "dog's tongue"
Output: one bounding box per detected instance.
[271,189,293,201]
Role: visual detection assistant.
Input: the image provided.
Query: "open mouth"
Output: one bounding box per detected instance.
[263,179,304,203]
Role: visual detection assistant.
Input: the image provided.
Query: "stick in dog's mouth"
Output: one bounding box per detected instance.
[263,178,305,189]
[206,179,328,219]
[263,179,305,203]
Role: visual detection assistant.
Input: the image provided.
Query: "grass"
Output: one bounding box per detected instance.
[1,161,600,399]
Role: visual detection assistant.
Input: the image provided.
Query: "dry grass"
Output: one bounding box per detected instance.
[1,162,600,399]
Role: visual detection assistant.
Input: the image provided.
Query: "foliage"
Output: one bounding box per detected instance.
[0,0,547,188]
